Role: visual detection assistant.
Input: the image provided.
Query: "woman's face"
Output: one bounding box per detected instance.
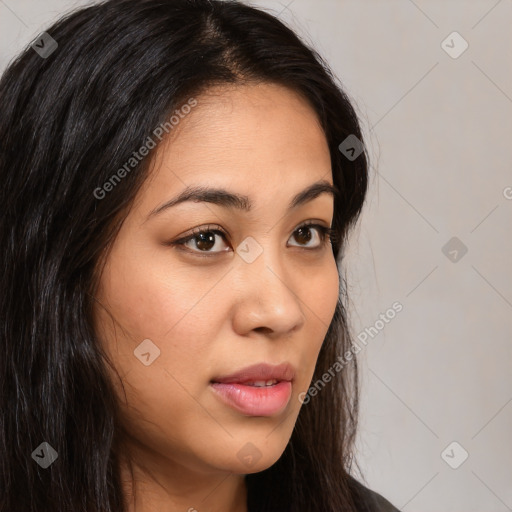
[93,82,339,476]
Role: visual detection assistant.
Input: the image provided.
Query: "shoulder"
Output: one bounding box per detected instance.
[347,474,401,512]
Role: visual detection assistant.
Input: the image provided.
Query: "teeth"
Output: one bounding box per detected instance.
[247,379,277,387]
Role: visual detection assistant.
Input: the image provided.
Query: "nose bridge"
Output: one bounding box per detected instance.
[236,233,285,284]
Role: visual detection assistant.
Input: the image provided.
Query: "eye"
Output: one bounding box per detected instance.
[288,222,334,249]
[167,222,335,257]
[173,224,230,255]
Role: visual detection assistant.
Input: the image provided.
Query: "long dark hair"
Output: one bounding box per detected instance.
[0,1,369,510]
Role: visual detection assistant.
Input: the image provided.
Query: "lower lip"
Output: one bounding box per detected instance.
[210,381,292,416]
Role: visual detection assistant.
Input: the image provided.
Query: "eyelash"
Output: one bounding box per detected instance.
[167,221,337,258]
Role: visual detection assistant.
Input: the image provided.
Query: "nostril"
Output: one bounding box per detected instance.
[254,326,272,335]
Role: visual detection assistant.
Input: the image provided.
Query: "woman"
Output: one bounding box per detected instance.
[0,0,400,510]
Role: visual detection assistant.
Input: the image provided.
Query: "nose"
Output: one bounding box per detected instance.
[231,240,306,338]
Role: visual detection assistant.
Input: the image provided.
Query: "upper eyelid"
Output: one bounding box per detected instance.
[179,221,329,241]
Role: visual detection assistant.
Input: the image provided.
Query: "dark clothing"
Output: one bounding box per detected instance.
[349,475,401,512]
[246,474,400,511]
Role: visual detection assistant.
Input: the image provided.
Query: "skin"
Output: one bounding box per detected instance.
[93,82,340,512]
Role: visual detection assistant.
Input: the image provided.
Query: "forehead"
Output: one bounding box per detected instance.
[139,82,333,212]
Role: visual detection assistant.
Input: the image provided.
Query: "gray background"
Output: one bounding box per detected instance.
[1,0,511,510]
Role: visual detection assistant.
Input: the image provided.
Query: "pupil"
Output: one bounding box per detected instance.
[196,232,215,251]
[296,227,311,245]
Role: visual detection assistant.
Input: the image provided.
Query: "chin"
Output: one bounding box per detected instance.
[223,433,290,475]
[229,455,281,475]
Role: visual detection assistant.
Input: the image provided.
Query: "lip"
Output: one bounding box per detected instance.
[210,362,295,385]
[209,362,295,417]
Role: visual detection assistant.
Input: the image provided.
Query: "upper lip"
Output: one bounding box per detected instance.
[211,362,295,384]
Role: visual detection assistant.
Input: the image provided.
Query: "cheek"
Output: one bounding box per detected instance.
[295,259,340,381]
[94,239,233,394]
[93,253,229,457]
[303,257,340,334]
[98,261,188,340]
[320,258,340,320]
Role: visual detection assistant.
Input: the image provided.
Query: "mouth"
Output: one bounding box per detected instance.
[231,379,279,387]
[210,362,295,385]
[209,362,295,416]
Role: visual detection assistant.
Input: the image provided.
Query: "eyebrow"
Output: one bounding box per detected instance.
[146,179,340,220]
